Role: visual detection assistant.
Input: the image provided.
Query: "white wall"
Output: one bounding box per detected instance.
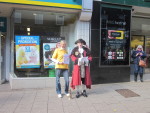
[75,20,90,46]
[61,20,90,48]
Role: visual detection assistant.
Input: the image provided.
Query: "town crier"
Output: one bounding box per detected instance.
[70,39,92,98]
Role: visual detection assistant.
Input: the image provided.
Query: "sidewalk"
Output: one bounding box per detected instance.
[1,81,150,113]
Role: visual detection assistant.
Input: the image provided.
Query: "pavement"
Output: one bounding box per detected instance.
[1,79,150,113]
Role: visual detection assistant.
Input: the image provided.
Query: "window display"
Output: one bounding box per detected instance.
[100,7,131,65]
[13,9,77,77]
[42,37,64,68]
[15,36,40,68]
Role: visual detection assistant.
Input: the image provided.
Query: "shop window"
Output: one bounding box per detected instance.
[100,7,131,66]
[13,10,78,77]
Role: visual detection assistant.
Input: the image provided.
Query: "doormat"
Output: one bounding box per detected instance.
[115,89,140,98]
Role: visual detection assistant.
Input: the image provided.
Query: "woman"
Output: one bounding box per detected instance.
[52,40,70,98]
[132,45,146,82]
[70,39,92,98]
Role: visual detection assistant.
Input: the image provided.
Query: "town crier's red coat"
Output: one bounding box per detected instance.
[70,46,92,89]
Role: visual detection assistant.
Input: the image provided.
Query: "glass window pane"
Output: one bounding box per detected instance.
[100,7,131,65]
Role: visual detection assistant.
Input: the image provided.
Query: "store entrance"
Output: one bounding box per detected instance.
[131,35,150,74]
[131,17,150,80]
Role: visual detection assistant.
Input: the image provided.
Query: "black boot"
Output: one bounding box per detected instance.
[134,73,138,82]
[82,90,88,97]
[140,74,143,82]
[76,91,80,98]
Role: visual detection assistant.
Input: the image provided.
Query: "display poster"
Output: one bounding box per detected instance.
[106,30,125,60]
[100,7,131,65]
[43,43,56,68]
[15,36,40,68]
[42,37,65,68]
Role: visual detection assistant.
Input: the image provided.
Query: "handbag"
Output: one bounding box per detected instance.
[139,59,146,67]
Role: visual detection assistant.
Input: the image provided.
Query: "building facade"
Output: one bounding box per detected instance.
[0,0,150,88]
[0,0,92,88]
[91,0,150,84]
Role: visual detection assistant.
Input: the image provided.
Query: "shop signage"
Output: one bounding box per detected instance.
[0,17,6,32]
[0,0,82,9]
[111,32,121,37]
[15,36,40,68]
[100,7,131,65]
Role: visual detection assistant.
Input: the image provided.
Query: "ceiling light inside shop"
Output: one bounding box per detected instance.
[28,32,30,35]
[27,27,30,32]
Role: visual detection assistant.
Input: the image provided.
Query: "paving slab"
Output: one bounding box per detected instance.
[1,82,150,113]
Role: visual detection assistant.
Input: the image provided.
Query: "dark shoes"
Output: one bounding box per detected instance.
[140,74,144,82]
[76,92,80,98]
[134,73,138,82]
[82,90,88,97]
[76,90,88,98]
[134,73,144,82]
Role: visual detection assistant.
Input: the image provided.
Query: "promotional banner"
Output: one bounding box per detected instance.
[100,7,130,65]
[43,43,56,68]
[0,0,82,9]
[107,30,125,60]
[42,37,65,68]
[15,36,40,68]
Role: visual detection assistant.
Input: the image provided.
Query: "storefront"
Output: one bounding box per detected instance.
[91,0,150,84]
[0,0,93,88]
[1,0,150,88]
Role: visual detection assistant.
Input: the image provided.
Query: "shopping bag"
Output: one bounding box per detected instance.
[139,59,146,67]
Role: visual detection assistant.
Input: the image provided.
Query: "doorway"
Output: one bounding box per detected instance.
[131,17,150,81]
[130,35,145,75]
[131,35,150,73]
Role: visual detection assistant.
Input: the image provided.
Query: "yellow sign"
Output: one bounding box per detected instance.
[115,31,124,39]
[0,0,82,9]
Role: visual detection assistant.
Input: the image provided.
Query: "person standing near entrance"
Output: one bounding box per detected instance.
[132,45,147,82]
[52,40,70,98]
[70,39,92,98]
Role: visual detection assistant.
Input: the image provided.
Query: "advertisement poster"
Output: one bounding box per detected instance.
[106,30,125,60]
[100,7,130,65]
[15,36,40,68]
[42,37,65,68]
[43,43,56,68]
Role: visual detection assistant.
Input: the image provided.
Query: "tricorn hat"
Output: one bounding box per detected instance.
[75,39,86,45]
